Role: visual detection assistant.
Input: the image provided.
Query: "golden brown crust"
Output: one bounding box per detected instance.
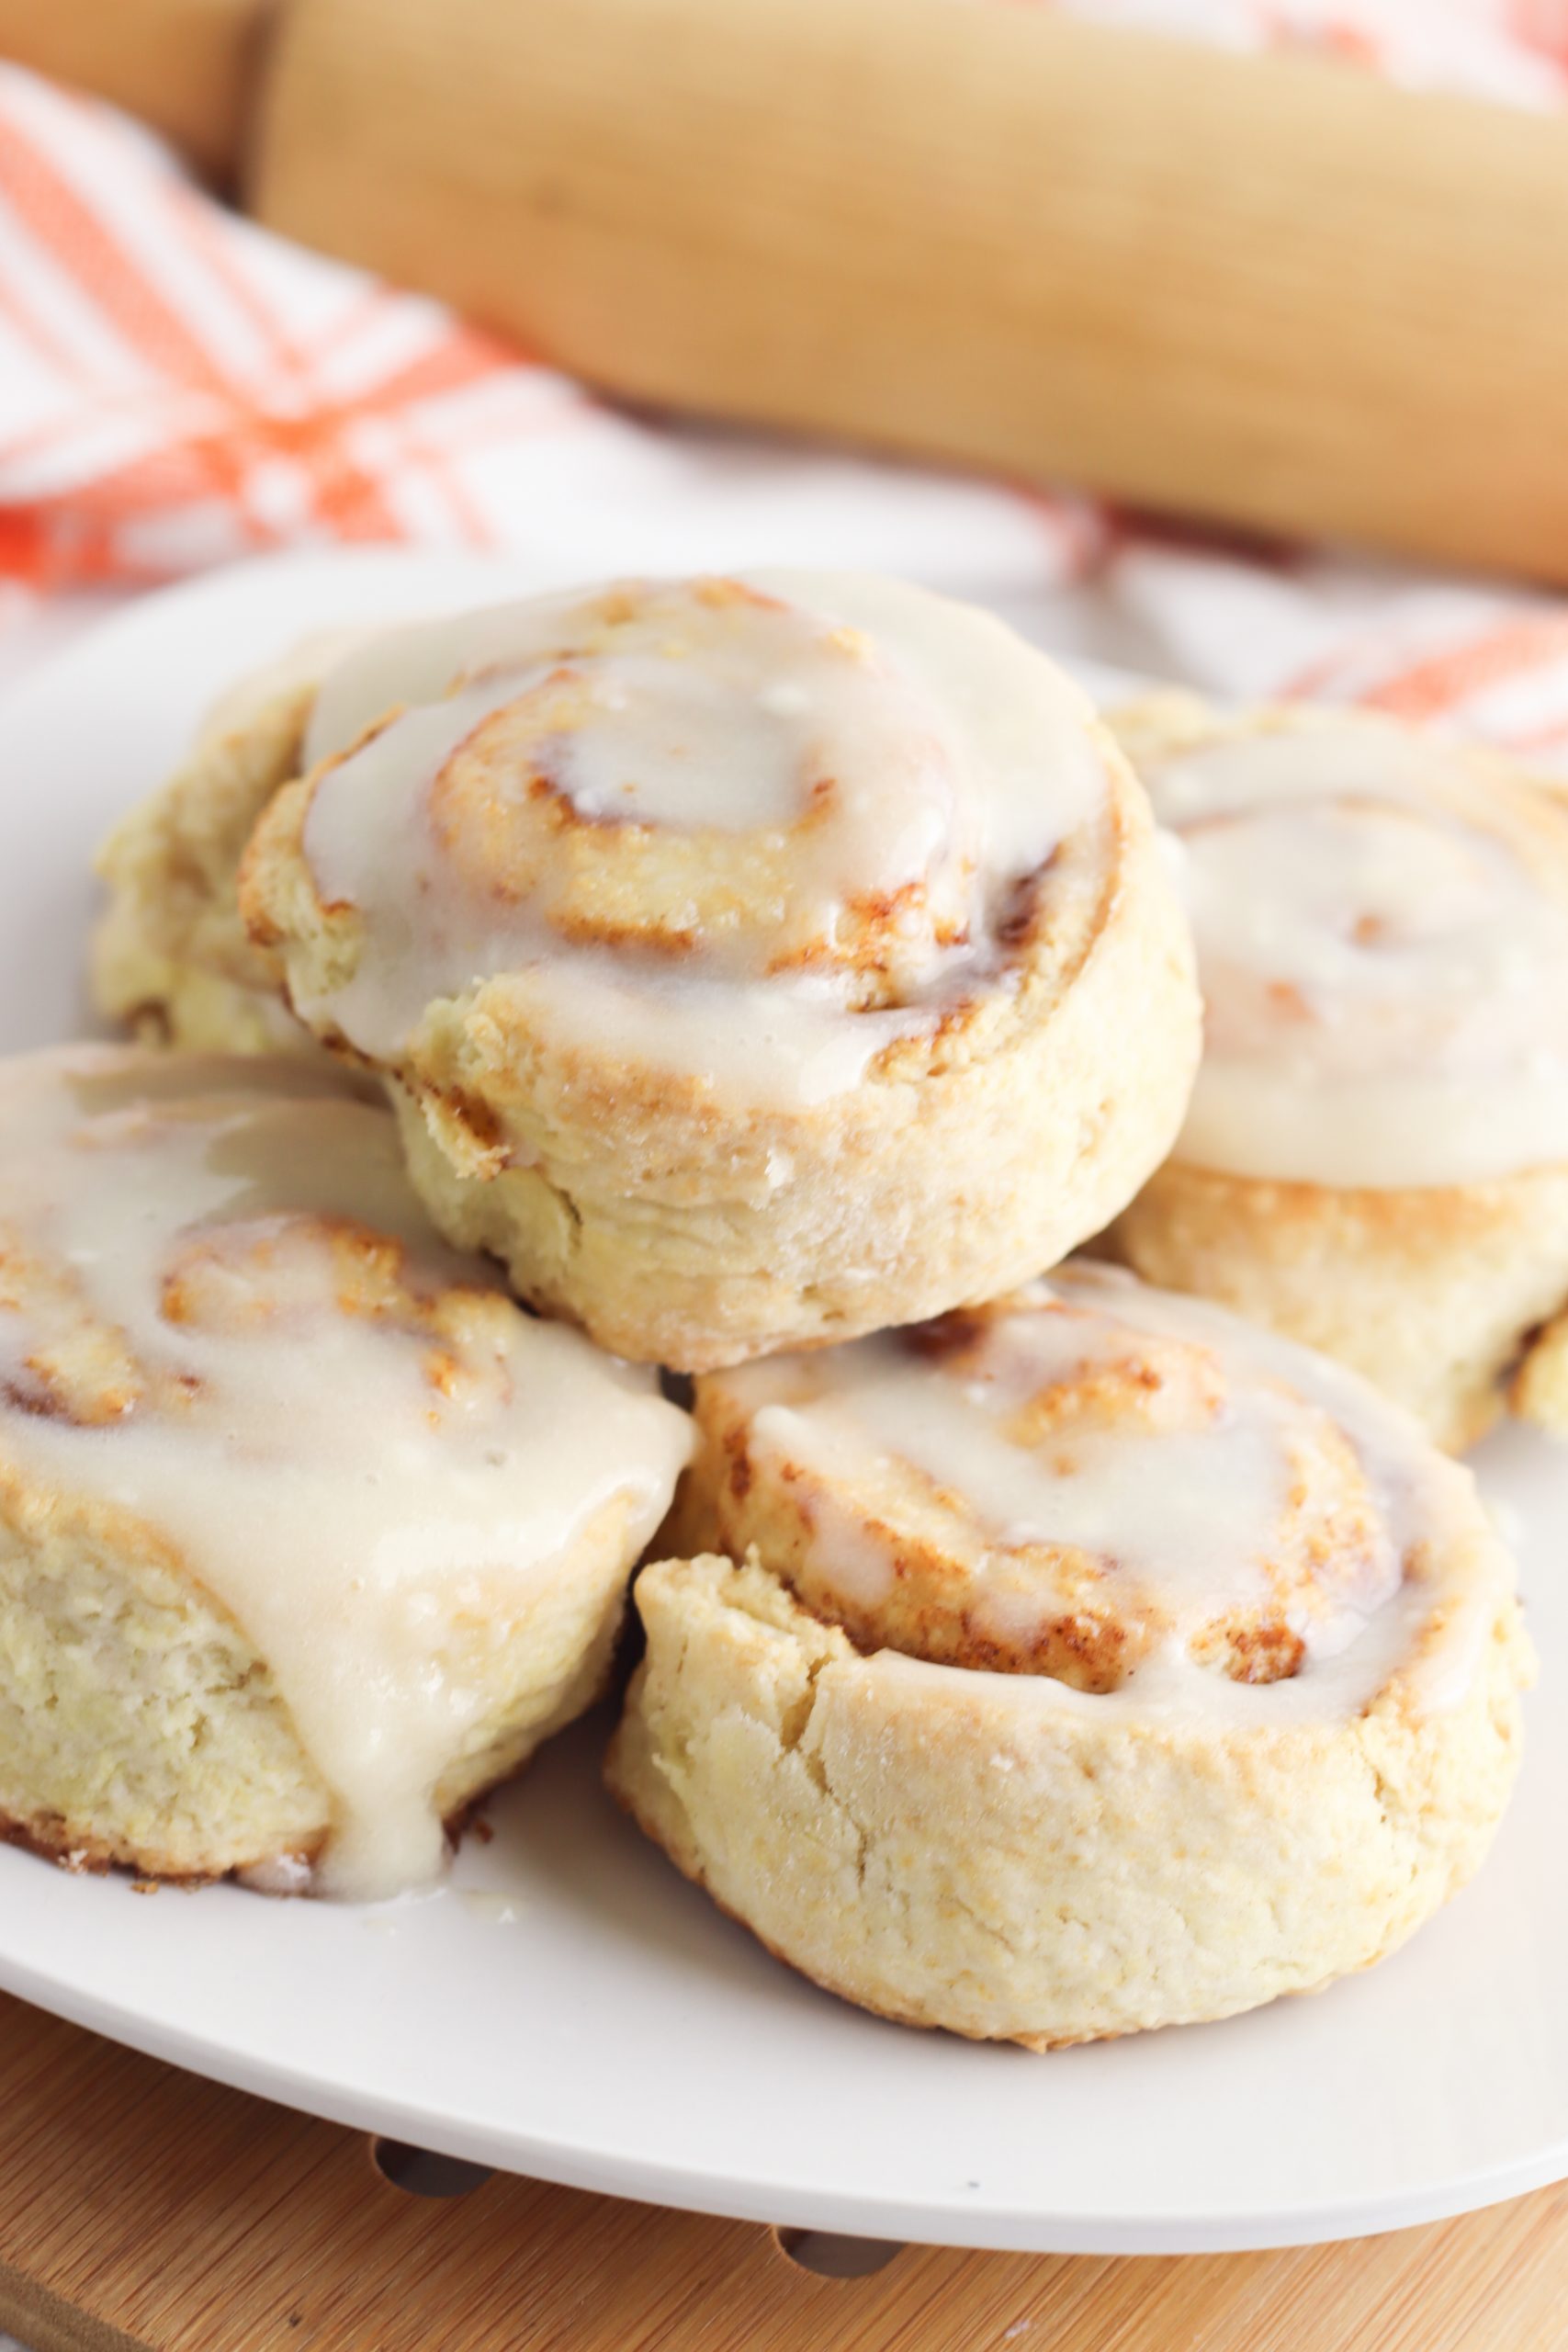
[1103,1159,1568,1452]
[0,1805,315,1888]
[0,1770,522,1892]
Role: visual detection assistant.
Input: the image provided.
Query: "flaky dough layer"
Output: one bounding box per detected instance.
[1106,1159,1568,1453]
[610,1269,1529,2046]
[1,1468,634,1885]
[609,1555,1527,2049]
[92,669,321,1054]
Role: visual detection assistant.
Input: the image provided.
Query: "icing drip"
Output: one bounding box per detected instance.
[0,1048,693,1897]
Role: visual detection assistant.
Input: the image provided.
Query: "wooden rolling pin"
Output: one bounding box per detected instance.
[0,0,268,180]
[167,0,1568,581]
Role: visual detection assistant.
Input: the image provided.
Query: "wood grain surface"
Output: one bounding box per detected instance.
[0,0,269,181]
[0,1985,1565,2350]
[251,0,1568,583]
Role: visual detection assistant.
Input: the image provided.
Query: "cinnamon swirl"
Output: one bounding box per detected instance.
[1103,695,1568,1449]
[0,1046,692,1897]
[607,1263,1529,2048]
[238,573,1200,1369]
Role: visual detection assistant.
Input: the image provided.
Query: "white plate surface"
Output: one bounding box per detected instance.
[0,549,1563,2256]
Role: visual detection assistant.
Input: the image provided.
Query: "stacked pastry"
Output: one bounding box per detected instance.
[608,1267,1526,2045]
[1104,695,1568,1449]
[106,572,1199,1366]
[0,1046,692,1898]
[1,571,1528,2050]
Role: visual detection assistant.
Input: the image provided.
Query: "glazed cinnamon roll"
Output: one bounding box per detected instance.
[1103,695,1568,1449]
[238,573,1200,1370]
[0,1046,691,1897]
[607,1263,1529,2048]
[92,632,361,1054]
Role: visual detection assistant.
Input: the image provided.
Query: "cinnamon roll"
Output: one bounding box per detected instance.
[238,573,1200,1370]
[92,633,358,1054]
[607,1263,1529,2048]
[1103,695,1568,1450]
[0,1046,691,1897]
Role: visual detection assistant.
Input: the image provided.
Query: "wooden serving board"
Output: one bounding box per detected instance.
[1,1990,1565,2351]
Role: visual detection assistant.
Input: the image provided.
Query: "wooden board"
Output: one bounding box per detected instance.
[252,0,1568,582]
[1,1988,1565,2351]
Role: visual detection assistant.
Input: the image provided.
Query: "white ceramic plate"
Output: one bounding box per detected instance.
[0,549,1563,2256]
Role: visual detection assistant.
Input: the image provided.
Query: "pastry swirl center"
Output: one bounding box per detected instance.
[291,572,1111,1103]
[1143,714,1568,1185]
[422,582,976,1003]
[691,1263,1497,1717]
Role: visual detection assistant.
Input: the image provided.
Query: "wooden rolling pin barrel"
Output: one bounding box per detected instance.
[246,0,1568,581]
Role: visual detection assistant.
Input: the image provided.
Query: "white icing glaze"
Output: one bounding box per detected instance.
[1140,714,1568,1186]
[0,1047,692,1898]
[721,1261,1507,1724]
[293,573,1111,1106]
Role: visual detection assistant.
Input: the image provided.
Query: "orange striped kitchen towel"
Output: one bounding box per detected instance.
[4,30,1568,763]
